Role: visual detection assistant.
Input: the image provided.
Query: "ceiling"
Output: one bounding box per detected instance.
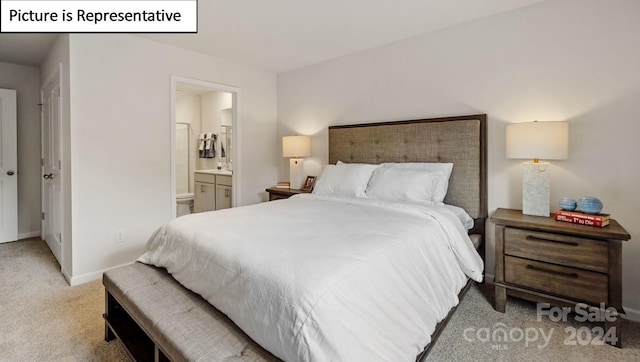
[0,34,59,67]
[0,0,544,72]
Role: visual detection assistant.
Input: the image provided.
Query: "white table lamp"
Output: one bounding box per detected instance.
[283,135,311,189]
[506,121,568,216]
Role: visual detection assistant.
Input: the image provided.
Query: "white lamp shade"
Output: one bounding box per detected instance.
[282,135,311,158]
[506,121,568,161]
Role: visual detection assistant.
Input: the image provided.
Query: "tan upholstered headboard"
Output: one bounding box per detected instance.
[328,114,487,237]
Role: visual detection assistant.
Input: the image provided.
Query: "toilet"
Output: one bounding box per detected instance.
[176,193,194,217]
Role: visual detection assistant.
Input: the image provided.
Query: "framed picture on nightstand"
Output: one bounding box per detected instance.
[301,176,316,191]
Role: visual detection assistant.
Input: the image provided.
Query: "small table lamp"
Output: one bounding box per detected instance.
[506,121,568,216]
[282,135,311,189]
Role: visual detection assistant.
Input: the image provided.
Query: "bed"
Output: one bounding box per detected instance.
[103,114,488,361]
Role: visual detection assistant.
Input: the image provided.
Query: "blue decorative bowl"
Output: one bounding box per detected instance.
[559,198,577,211]
[577,197,603,214]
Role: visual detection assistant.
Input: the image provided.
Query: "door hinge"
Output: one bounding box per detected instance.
[41,158,44,166]
[58,160,61,169]
[41,212,45,220]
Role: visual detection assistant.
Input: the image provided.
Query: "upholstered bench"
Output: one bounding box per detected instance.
[103,262,279,362]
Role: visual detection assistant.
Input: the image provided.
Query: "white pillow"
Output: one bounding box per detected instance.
[312,163,379,197]
[381,162,453,204]
[366,167,441,204]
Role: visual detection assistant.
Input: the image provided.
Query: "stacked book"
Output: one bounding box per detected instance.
[554,210,610,227]
[275,181,290,189]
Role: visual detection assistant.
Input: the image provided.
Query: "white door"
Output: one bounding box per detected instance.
[41,75,63,264]
[0,89,18,243]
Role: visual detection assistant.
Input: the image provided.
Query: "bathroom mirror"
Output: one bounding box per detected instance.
[221,125,232,168]
[220,108,233,169]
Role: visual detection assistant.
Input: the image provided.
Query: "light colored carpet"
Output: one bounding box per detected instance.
[1,238,639,361]
[0,238,128,361]
[426,283,640,361]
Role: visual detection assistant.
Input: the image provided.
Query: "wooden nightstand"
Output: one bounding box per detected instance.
[265,187,310,201]
[491,208,630,347]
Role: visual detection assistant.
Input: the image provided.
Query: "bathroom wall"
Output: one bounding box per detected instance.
[175,92,202,193]
[199,91,232,170]
[175,124,190,194]
[175,90,233,192]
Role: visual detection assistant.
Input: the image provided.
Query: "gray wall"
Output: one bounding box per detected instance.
[0,61,41,239]
[277,0,640,319]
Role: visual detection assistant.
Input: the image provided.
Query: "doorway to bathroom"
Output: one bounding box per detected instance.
[171,76,238,218]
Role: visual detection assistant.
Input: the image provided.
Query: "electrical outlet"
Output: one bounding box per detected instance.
[115,229,125,243]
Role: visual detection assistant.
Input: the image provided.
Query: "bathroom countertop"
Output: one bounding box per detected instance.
[195,169,233,176]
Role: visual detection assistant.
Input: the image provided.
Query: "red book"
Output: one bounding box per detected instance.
[554,210,610,227]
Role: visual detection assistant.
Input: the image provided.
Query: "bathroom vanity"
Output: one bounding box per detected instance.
[194,170,233,212]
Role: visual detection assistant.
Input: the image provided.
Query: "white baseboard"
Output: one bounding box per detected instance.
[62,267,72,284]
[623,306,640,322]
[18,231,41,240]
[68,261,134,286]
[481,273,639,321]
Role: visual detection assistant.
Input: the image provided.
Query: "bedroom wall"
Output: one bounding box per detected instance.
[277,0,640,319]
[67,34,278,284]
[0,61,41,239]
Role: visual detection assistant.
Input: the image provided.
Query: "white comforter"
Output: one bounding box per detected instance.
[138,194,483,361]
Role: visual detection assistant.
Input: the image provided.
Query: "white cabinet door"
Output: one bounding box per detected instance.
[215,185,232,210]
[194,182,215,212]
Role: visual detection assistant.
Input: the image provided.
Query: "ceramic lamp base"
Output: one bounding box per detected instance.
[522,162,550,217]
[289,158,305,189]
